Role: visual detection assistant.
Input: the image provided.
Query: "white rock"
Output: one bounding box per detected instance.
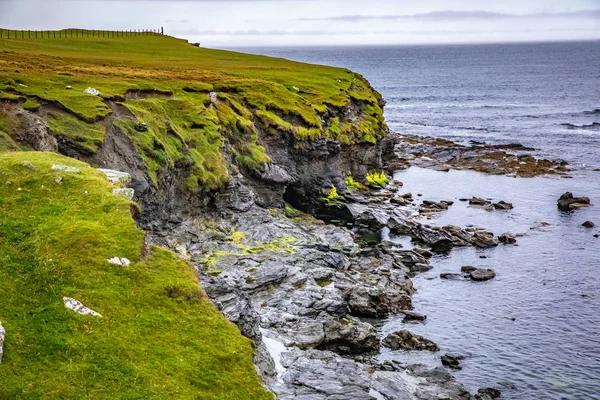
[84,87,100,96]
[209,91,218,103]
[63,297,102,317]
[112,188,135,200]
[65,85,73,90]
[108,257,131,267]
[23,161,36,170]
[98,169,132,185]
[51,164,80,173]
[292,86,300,92]
[55,177,63,184]
[0,321,5,364]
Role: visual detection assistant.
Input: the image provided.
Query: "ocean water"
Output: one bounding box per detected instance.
[238,43,600,399]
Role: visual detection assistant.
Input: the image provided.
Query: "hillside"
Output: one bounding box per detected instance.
[0,32,388,399]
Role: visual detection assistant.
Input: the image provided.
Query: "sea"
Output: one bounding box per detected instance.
[236,42,600,400]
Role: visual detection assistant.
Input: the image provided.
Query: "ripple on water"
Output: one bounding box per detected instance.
[381,167,600,400]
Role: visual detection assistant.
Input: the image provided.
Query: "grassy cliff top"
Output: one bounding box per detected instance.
[0,152,271,399]
[0,32,385,190]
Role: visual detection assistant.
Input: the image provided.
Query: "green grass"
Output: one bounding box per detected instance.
[47,112,106,153]
[0,32,385,190]
[366,171,390,188]
[0,152,271,399]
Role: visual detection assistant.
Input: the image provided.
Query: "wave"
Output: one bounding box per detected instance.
[405,121,492,132]
[560,122,600,130]
[582,109,600,115]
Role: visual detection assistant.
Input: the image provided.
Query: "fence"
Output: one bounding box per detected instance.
[0,28,165,39]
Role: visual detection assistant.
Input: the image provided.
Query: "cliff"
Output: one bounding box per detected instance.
[0,32,388,398]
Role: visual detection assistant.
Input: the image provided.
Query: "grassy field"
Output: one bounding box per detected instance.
[0,152,271,399]
[0,32,385,190]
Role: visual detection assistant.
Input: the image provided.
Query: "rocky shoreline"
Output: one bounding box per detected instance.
[140,132,567,399]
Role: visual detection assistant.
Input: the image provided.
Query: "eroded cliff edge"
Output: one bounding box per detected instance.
[0,33,507,399]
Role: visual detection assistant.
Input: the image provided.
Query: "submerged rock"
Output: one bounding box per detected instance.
[441,354,462,370]
[63,297,102,317]
[402,311,427,322]
[461,266,477,273]
[557,192,592,211]
[382,330,439,351]
[469,269,496,281]
[475,387,502,400]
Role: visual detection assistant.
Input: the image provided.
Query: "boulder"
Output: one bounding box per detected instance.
[402,311,427,322]
[346,204,389,229]
[470,231,499,248]
[0,321,5,363]
[441,354,462,370]
[291,320,325,349]
[323,319,379,353]
[557,192,592,211]
[469,269,496,281]
[382,330,439,351]
[583,221,595,228]
[493,200,513,210]
[461,266,477,273]
[411,225,453,249]
[475,388,502,400]
[469,197,492,206]
[63,297,102,317]
[498,233,517,244]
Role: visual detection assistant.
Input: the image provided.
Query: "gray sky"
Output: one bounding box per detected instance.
[1,0,599,46]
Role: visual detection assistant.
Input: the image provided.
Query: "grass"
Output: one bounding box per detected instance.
[47,112,105,154]
[0,152,271,399]
[366,171,390,188]
[0,32,385,191]
[321,184,345,207]
[345,175,367,192]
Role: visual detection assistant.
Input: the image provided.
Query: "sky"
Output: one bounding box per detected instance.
[0,0,599,47]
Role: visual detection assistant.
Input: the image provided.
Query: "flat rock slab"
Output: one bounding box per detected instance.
[98,169,132,185]
[51,164,80,173]
[63,297,102,317]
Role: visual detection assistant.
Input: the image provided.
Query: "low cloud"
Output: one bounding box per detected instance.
[294,9,600,22]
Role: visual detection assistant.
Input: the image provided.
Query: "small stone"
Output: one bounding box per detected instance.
[51,164,80,173]
[582,221,595,228]
[441,354,462,370]
[63,297,102,317]
[55,177,63,184]
[470,269,496,281]
[65,85,73,90]
[98,169,132,185]
[0,321,5,364]
[22,161,36,170]
[5,181,12,186]
[113,188,135,200]
[84,87,100,96]
[108,257,131,267]
[134,122,148,132]
[209,91,218,103]
[461,266,477,273]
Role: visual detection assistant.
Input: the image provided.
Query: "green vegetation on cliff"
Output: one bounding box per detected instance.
[0,152,271,399]
[0,32,386,190]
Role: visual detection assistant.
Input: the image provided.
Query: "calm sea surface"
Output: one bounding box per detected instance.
[236,42,600,399]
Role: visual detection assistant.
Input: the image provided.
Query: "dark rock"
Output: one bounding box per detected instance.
[440,273,464,280]
[583,221,595,228]
[411,225,453,249]
[475,387,502,400]
[382,330,439,351]
[469,197,492,206]
[469,269,496,281]
[557,192,592,211]
[134,122,149,132]
[498,233,517,244]
[402,310,427,322]
[441,354,462,370]
[460,266,477,273]
[322,319,379,353]
[493,200,513,210]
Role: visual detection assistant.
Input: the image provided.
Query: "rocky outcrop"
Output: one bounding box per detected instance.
[557,192,592,211]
